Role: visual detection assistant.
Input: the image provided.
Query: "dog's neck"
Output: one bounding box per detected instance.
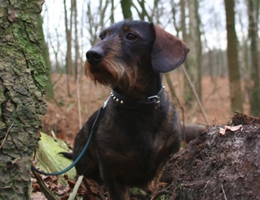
[110,72,164,111]
[113,72,162,99]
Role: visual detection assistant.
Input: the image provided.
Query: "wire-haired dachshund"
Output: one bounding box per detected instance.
[73,20,189,199]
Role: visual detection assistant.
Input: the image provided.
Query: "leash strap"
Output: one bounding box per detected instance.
[31,106,105,176]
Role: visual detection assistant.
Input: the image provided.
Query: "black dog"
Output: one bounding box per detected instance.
[73,20,189,199]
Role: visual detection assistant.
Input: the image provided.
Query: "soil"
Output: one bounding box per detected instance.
[160,113,260,199]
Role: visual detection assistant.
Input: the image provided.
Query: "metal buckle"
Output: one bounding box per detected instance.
[148,95,160,108]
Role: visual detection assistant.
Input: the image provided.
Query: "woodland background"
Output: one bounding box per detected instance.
[40,0,260,143]
[0,0,259,199]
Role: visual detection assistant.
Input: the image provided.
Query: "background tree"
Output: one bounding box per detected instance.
[180,0,201,107]
[121,0,133,19]
[0,0,47,199]
[63,0,73,96]
[224,0,243,112]
[247,0,260,116]
[187,0,202,103]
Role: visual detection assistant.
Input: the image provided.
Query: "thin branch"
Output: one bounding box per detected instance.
[221,183,228,200]
[151,190,170,200]
[68,175,84,200]
[181,65,210,125]
[0,123,14,149]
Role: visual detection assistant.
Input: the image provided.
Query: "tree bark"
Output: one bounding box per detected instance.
[37,14,54,99]
[186,0,202,102]
[247,0,260,116]
[180,0,194,107]
[63,0,72,96]
[0,0,47,199]
[224,0,243,112]
[72,0,79,81]
[120,0,132,19]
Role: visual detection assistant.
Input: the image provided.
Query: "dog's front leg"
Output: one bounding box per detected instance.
[98,159,129,200]
[101,173,129,200]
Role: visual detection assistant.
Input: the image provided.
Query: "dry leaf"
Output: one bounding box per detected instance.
[219,125,242,135]
[219,127,226,135]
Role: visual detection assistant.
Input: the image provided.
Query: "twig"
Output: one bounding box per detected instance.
[76,68,82,128]
[0,123,14,148]
[151,190,170,200]
[32,170,58,200]
[68,175,84,200]
[221,183,228,200]
[181,65,210,125]
[104,1,121,26]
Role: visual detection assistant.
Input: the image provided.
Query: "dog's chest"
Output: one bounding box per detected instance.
[96,108,177,161]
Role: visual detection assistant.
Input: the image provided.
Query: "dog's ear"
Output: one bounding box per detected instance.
[151,25,189,73]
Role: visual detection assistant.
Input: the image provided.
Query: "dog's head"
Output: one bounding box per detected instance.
[85,20,189,90]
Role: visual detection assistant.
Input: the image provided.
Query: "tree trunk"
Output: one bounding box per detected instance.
[0,1,47,199]
[185,0,202,102]
[111,0,115,24]
[180,0,194,107]
[194,0,202,101]
[72,0,79,81]
[120,0,132,19]
[224,0,243,112]
[63,0,72,96]
[37,14,54,100]
[247,0,260,117]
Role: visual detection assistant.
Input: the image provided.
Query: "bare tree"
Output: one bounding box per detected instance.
[224,0,243,112]
[63,0,73,96]
[247,0,260,116]
[121,0,133,19]
[180,0,201,107]
[188,0,202,100]
[72,0,79,81]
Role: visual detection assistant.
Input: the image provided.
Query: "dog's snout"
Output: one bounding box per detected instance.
[86,47,104,64]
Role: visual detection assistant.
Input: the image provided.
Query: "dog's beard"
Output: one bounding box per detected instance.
[85,58,140,91]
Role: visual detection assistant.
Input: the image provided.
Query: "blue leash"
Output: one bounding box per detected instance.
[31,104,106,176]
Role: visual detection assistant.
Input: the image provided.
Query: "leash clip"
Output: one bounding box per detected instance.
[148,95,160,108]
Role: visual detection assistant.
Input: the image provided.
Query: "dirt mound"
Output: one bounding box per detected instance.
[160,113,260,199]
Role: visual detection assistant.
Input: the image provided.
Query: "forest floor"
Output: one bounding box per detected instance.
[41,73,250,145]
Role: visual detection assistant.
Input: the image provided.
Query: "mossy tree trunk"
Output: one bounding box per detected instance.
[0,1,47,199]
[37,14,54,100]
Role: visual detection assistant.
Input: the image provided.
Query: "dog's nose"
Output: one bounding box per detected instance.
[86,47,104,65]
[184,46,190,54]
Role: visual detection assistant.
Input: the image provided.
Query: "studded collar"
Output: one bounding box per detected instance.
[109,86,165,111]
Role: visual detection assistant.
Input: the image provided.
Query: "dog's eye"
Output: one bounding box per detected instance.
[99,34,105,40]
[125,33,137,41]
